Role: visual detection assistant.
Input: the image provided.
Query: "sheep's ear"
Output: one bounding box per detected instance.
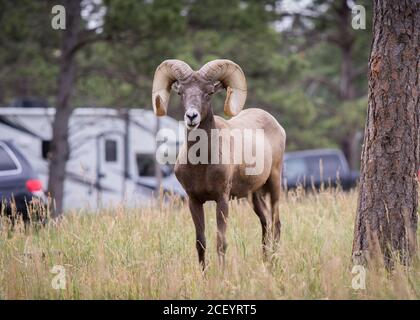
[213,81,224,93]
[172,81,182,95]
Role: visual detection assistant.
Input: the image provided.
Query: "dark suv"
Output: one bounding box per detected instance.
[0,140,46,220]
[283,149,359,191]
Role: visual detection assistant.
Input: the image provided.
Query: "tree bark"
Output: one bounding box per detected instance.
[352,0,419,269]
[48,0,81,216]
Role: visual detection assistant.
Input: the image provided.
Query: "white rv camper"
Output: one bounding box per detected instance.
[0,107,186,210]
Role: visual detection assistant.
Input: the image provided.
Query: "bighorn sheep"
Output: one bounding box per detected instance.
[152,59,286,268]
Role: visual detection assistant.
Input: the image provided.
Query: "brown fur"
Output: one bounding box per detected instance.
[175,88,286,268]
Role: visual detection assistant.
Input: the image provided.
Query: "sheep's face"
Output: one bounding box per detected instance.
[173,75,223,130]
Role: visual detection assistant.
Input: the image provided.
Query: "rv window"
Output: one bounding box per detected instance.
[136,154,155,177]
[0,146,18,172]
[42,140,51,159]
[136,154,173,178]
[105,139,117,162]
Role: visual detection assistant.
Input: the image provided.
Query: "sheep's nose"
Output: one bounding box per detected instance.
[185,109,198,121]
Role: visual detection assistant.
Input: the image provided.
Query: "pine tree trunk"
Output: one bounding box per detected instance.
[48,0,81,216]
[340,48,356,101]
[337,0,357,168]
[352,0,419,269]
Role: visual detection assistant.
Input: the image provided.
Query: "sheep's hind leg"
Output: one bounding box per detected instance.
[251,190,270,260]
[216,196,229,268]
[267,171,282,249]
[189,197,206,270]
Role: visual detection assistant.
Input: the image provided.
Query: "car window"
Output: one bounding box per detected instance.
[0,144,19,173]
[305,155,343,181]
[284,158,307,181]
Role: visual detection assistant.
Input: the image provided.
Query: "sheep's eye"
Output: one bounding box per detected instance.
[176,89,184,97]
[204,93,212,100]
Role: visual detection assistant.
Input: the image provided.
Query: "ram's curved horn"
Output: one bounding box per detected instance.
[152,60,193,116]
[199,59,247,116]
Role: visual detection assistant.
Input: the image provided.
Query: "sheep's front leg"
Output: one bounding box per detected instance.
[189,197,206,270]
[216,196,229,268]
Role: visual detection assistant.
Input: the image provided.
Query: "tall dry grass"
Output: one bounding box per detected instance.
[0,189,419,299]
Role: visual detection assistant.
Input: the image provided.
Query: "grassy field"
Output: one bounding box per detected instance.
[0,189,419,299]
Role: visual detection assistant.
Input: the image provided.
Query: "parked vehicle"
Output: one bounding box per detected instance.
[0,140,46,219]
[0,107,185,210]
[283,149,359,190]
[7,97,50,109]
